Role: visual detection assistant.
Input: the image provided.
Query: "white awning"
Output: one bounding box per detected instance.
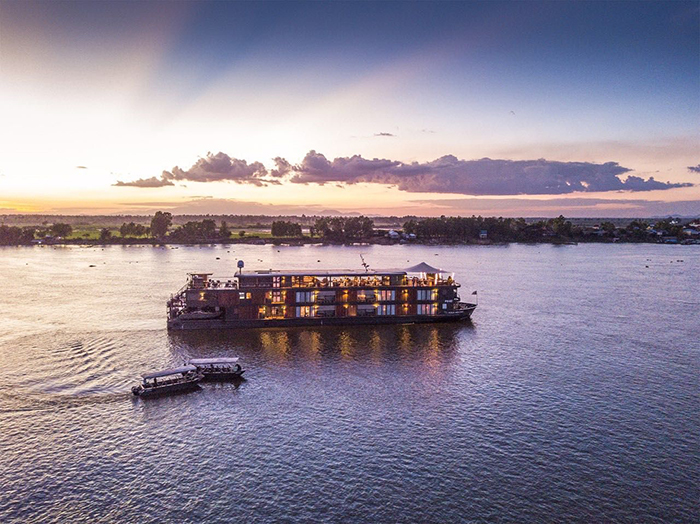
[142,365,197,379]
[404,262,446,274]
[188,358,239,365]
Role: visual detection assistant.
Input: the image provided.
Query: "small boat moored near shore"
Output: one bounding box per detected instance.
[131,365,203,398]
[189,358,245,381]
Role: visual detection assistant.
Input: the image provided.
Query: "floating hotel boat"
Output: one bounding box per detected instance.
[189,358,245,380]
[167,261,477,330]
[131,365,203,398]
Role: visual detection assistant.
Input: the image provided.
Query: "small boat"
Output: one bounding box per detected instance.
[131,365,203,398]
[189,357,245,381]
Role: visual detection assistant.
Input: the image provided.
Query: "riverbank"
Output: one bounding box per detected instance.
[2,213,699,246]
[13,235,700,247]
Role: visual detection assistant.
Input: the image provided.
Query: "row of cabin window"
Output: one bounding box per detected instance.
[292,304,441,317]
[243,290,439,303]
[294,290,441,303]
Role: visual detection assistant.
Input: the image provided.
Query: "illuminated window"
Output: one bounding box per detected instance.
[295,306,314,317]
[417,289,438,301]
[377,304,396,316]
[378,290,395,301]
[295,291,314,303]
[270,306,285,317]
[357,290,376,302]
[417,304,436,315]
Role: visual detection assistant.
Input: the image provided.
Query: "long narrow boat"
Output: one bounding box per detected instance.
[167,261,477,330]
[131,365,203,398]
[189,358,245,381]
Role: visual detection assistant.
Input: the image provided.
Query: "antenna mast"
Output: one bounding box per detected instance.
[360,254,370,273]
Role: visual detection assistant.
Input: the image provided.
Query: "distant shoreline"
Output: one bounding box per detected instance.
[2,213,698,246]
[7,236,698,247]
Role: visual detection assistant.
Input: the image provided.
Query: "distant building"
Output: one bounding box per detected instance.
[387,230,400,239]
[479,230,488,239]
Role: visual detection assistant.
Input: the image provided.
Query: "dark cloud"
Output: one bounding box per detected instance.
[114,152,280,188]
[162,152,268,186]
[374,132,395,137]
[270,157,293,178]
[113,150,694,195]
[688,164,700,173]
[113,176,175,188]
[288,152,693,195]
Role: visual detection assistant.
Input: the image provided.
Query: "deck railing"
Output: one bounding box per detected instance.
[184,275,459,290]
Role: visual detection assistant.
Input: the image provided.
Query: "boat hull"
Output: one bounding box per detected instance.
[132,381,202,398]
[200,370,245,381]
[168,305,476,331]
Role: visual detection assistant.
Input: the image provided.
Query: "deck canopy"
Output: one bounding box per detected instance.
[404,262,446,274]
[142,365,197,379]
[189,358,239,365]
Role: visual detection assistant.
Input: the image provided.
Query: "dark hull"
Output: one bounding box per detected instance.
[200,371,245,381]
[168,306,476,331]
[132,381,202,397]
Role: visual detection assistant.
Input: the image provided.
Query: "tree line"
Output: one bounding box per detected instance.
[401,215,697,242]
[311,216,374,241]
[1,212,696,245]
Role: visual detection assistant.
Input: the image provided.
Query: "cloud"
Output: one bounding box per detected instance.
[288,151,693,195]
[688,164,700,173]
[270,157,293,178]
[374,132,395,137]
[163,152,269,185]
[114,150,694,195]
[114,152,281,188]
[76,166,87,169]
[113,176,175,188]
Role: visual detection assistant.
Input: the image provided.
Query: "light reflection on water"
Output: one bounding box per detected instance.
[0,243,698,523]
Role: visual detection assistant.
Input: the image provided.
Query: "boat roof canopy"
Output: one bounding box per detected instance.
[403,262,446,274]
[142,365,197,379]
[189,358,239,365]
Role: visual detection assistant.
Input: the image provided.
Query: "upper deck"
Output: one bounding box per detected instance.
[186,262,459,291]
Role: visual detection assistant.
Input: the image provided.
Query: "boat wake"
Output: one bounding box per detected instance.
[0,330,166,408]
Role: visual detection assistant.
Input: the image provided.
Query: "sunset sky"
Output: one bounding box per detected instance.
[0,0,698,217]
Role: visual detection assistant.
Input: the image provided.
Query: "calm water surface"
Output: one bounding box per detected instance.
[0,244,698,523]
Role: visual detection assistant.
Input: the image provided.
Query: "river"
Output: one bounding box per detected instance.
[0,243,698,523]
